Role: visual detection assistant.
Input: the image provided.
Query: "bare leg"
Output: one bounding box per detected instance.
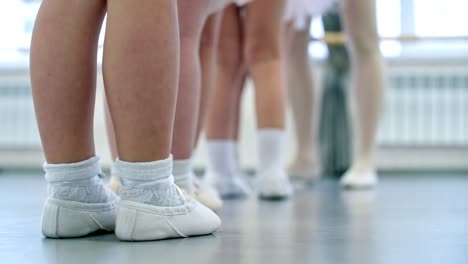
[104,0,179,162]
[205,5,244,140]
[172,0,211,159]
[31,0,106,164]
[244,0,287,129]
[31,0,119,238]
[195,12,223,148]
[340,0,385,188]
[244,0,292,199]
[286,19,320,180]
[172,2,224,210]
[204,6,250,198]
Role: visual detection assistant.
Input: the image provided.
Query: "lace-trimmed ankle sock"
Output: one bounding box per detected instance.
[114,155,185,207]
[44,156,118,203]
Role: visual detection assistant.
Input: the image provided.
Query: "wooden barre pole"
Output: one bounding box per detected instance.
[311,32,468,45]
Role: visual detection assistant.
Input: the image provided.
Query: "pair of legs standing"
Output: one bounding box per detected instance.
[287,0,385,187]
[205,0,293,199]
[31,0,220,240]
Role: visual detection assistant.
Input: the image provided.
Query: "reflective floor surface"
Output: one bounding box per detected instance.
[1,171,467,264]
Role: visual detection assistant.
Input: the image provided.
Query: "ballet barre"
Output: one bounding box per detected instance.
[311,33,468,45]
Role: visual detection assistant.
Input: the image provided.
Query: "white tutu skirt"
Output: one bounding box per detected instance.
[285,0,337,29]
[207,0,252,14]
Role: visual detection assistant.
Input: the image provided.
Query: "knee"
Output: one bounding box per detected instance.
[341,1,380,58]
[347,34,380,60]
[244,30,282,67]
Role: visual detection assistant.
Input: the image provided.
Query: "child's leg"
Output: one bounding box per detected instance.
[30,0,118,238]
[104,1,179,162]
[205,5,244,141]
[244,0,287,129]
[244,0,293,199]
[104,0,220,241]
[31,0,106,164]
[340,0,384,188]
[102,0,180,192]
[172,1,223,210]
[172,0,210,160]
[204,5,250,197]
[286,20,321,180]
[195,12,223,148]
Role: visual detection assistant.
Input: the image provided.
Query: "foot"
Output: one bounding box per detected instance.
[42,157,119,238]
[42,194,119,238]
[187,176,223,211]
[116,185,221,241]
[340,162,378,189]
[207,172,251,199]
[42,175,119,238]
[119,165,223,211]
[257,169,293,200]
[114,157,221,241]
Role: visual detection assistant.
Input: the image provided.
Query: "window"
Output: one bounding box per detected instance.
[0,0,467,66]
[309,0,402,58]
[414,0,468,37]
[0,0,40,66]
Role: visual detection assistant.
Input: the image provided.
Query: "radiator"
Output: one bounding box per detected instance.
[0,60,467,169]
[0,74,40,150]
[378,61,468,147]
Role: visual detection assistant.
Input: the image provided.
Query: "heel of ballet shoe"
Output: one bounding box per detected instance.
[42,202,60,238]
[42,199,117,238]
[115,206,138,241]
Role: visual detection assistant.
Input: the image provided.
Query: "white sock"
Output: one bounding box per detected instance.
[233,142,245,175]
[206,140,237,178]
[173,158,194,192]
[42,156,118,238]
[257,129,287,172]
[341,158,378,188]
[44,156,118,203]
[256,129,293,198]
[205,140,250,197]
[114,155,184,207]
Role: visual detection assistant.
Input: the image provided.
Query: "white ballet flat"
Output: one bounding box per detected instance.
[206,172,251,199]
[257,169,293,200]
[115,195,221,241]
[189,176,223,211]
[340,169,378,189]
[42,197,119,238]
